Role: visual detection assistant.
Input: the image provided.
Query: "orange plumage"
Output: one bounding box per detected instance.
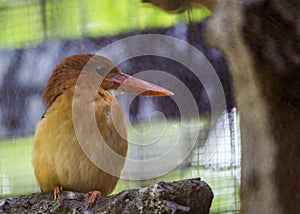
[32,54,172,205]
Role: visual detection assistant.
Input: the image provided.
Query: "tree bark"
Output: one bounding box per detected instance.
[206,1,300,213]
[0,178,213,214]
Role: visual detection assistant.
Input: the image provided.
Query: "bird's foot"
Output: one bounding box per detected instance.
[53,186,63,200]
[86,190,101,210]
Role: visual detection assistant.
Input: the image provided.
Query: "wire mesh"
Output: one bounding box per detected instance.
[0,1,240,213]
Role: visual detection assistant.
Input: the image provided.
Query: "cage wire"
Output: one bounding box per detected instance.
[193,108,241,213]
[0,1,240,213]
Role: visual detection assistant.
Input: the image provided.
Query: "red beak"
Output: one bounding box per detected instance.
[107,73,173,96]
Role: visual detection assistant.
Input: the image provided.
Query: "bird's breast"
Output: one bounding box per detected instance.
[32,91,128,194]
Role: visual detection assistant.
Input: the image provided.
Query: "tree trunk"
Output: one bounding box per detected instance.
[0,178,213,214]
[206,1,300,213]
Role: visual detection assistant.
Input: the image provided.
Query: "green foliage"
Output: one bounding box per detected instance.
[0,0,210,49]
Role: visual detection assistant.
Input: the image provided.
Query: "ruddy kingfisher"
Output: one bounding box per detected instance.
[32,54,173,208]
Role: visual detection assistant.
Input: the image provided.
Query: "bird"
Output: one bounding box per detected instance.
[32,54,173,208]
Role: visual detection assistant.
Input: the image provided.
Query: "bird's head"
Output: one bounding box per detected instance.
[43,54,173,106]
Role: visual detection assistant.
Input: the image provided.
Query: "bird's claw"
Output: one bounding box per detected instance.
[86,190,101,210]
[53,186,63,200]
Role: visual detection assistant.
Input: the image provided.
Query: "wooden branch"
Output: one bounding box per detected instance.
[141,0,215,13]
[0,178,213,214]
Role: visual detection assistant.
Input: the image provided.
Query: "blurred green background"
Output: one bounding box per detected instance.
[0,0,209,49]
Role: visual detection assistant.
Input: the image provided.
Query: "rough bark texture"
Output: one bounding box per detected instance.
[0,178,213,214]
[205,0,300,213]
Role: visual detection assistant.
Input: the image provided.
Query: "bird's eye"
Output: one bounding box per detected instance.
[96,66,103,72]
[96,66,106,75]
